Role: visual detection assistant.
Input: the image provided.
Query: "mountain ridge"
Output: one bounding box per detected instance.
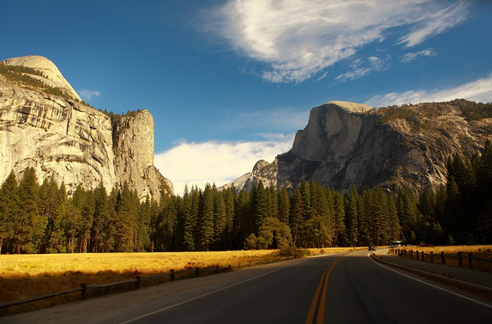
[223,99,492,193]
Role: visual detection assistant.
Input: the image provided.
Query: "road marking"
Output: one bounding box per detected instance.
[118,261,302,324]
[369,253,492,310]
[305,254,348,324]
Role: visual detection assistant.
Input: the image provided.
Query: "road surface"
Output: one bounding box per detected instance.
[4,249,492,323]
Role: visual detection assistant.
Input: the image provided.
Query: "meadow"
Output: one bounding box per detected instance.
[0,247,362,315]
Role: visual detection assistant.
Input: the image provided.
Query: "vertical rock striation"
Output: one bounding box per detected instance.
[0,55,173,200]
[113,110,173,201]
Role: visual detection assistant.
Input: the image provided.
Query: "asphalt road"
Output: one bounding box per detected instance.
[5,250,492,323]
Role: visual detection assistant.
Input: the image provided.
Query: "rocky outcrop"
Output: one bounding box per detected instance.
[3,55,81,101]
[0,83,116,194]
[0,55,172,200]
[224,100,492,193]
[113,110,173,201]
[220,159,278,192]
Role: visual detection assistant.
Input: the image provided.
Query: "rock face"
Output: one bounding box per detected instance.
[113,111,173,201]
[0,55,172,200]
[3,56,81,101]
[224,100,492,193]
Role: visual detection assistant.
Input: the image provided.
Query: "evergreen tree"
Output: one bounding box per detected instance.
[0,171,19,254]
[290,188,303,247]
[91,182,109,252]
[332,189,346,246]
[387,194,401,241]
[234,189,250,249]
[198,184,215,251]
[136,196,152,252]
[222,187,235,249]
[181,185,196,251]
[277,187,290,224]
[114,182,136,252]
[38,178,60,253]
[15,167,45,253]
[213,186,226,249]
[148,199,160,252]
[251,181,269,232]
[299,180,313,221]
[47,182,67,253]
[80,190,95,253]
[345,185,359,247]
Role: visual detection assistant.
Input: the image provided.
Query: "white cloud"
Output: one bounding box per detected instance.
[364,73,492,107]
[336,56,390,82]
[78,89,101,101]
[399,48,435,63]
[154,134,295,196]
[397,3,467,47]
[210,0,468,83]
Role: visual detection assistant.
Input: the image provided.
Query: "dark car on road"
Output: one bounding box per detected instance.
[369,245,376,251]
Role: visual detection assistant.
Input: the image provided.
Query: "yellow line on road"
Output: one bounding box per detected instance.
[305,254,349,324]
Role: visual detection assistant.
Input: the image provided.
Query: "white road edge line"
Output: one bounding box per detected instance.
[118,259,311,324]
[368,252,492,310]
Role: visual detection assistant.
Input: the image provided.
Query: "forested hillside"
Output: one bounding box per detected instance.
[0,141,491,254]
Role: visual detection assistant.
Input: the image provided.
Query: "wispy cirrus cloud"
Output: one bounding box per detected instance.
[399,48,435,63]
[397,3,467,47]
[154,134,295,195]
[209,0,468,83]
[336,56,390,82]
[365,73,492,107]
[78,89,101,101]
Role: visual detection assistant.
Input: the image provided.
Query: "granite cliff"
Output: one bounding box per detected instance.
[0,55,172,200]
[224,100,492,193]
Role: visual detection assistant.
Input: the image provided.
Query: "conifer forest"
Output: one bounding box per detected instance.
[1,141,491,254]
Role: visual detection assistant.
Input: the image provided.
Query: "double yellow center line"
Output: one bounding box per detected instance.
[305,254,349,324]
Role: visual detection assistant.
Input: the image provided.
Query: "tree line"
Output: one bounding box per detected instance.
[1,141,491,254]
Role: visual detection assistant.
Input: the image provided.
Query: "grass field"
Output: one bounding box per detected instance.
[396,245,492,272]
[0,247,363,315]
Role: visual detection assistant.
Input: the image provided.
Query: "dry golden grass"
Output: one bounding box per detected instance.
[0,247,363,315]
[306,247,367,255]
[396,245,492,272]
[0,250,275,315]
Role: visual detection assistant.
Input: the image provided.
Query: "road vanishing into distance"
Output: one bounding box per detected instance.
[5,249,492,323]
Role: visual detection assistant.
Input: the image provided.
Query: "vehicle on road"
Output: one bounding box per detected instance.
[369,245,376,251]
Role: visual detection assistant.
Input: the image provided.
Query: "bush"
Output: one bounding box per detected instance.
[278,246,307,259]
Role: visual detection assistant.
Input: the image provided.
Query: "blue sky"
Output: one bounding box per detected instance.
[2,0,492,195]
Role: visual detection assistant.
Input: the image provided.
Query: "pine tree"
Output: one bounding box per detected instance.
[115,182,136,252]
[290,188,304,247]
[15,167,45,253]
[47,182,67,253]
[213,186,226,250]
[91,182,109,252]
[222,187,235,249]
[299,180,313,221]
[0,171,19,254]
[136,196,151,252]
[332,189,346,246]
[198,184,214,251]
[252,181,269,232]
[181,185,195,251]
[277,187,290,224]
[234,189,250,249]
[387,194,401,241]
[148,199,160,252]
[80,190,95,253]
[345,185,359,247]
